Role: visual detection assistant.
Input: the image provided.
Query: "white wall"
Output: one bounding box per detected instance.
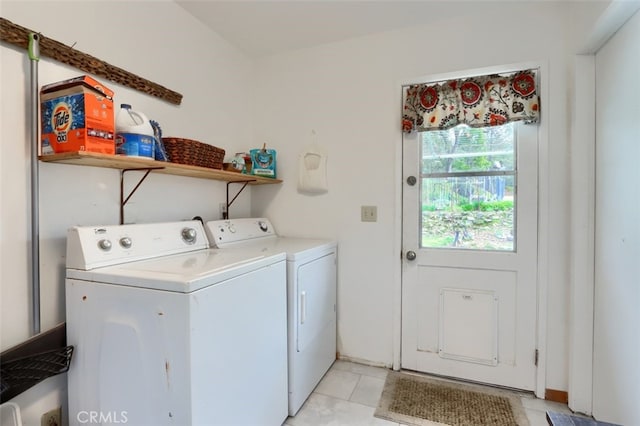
[252,1,606,391]
[1,1,254,423]
[0,1,621,422]
[593,9,640,425]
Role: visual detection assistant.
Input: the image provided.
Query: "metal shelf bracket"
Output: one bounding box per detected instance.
[120,167,165,224]
[225,180,256,219]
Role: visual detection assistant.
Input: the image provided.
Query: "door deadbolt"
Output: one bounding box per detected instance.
[406,250,417,261]
[406,176,417,186]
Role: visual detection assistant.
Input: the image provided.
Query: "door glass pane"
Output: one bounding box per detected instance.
[420,123,516,251]
[422,124,515,174]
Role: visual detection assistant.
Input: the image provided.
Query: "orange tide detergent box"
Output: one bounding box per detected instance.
[40,75,115,155]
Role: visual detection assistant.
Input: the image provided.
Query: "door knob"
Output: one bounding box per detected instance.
[406,250,417,261]
[406,176,417,186]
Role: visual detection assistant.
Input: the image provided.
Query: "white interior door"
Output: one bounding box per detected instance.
[401,121,539,391]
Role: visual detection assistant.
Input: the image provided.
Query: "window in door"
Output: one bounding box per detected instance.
[420,122,516,251]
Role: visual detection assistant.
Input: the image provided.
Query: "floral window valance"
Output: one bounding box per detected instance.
[402,69,540,133]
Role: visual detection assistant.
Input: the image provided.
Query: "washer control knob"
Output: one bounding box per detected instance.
[119,237,132,249]
[181,228,197,244]
[228,224,236,233]
[258,221,268,232]
[98,239,112,251]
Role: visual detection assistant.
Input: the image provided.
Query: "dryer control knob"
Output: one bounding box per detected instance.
[98,239,112,251]
[258,221,268,232]
[182,228,197,244]
[119,237,132,249]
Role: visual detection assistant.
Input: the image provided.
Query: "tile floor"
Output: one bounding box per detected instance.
[285,360,575,426]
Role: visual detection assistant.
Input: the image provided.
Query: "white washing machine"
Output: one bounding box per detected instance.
[65,220,288,426]
[206,218,337,416]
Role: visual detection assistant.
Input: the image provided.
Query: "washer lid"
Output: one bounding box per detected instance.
[67,249,285,293]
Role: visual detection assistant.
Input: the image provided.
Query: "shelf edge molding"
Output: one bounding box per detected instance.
[39,152,283,185]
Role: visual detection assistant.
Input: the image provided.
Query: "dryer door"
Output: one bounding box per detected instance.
[296,253,336,352]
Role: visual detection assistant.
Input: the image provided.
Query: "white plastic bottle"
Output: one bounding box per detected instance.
[115,104,155,159]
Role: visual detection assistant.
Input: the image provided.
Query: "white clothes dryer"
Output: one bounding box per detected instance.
[65,220,288,426]
[206,218,337,416]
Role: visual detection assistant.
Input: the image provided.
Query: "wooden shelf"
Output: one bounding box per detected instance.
[39,151,282,185]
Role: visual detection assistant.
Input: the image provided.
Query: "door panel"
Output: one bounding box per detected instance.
[402,122,538,391]
[416,267,516,365]
[439,287,498,366]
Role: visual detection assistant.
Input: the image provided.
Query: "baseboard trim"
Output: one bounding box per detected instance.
[545,388,569,403]
[336,353,391,369]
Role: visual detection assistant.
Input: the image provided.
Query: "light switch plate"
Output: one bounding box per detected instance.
[361,205,377,222]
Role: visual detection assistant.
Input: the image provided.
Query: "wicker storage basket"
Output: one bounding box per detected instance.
[162,137,225,170]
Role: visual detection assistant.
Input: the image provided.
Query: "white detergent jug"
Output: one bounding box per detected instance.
[115,104,155,159]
